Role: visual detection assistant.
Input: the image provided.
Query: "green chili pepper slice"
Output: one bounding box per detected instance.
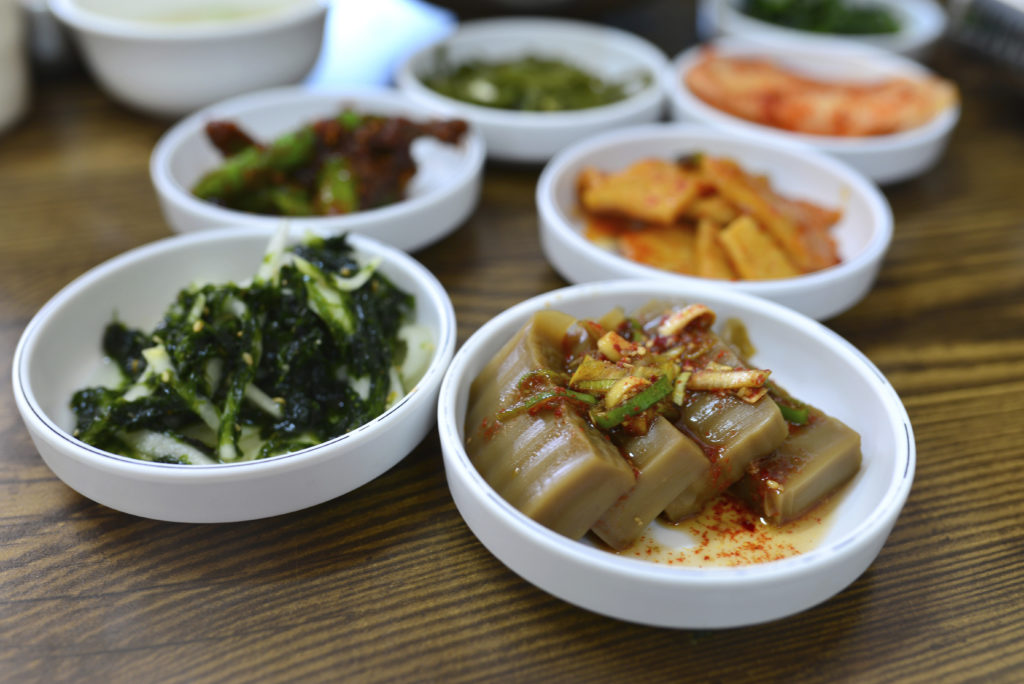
[775,402,809,425]
[269,186,315,216]
[590,374,672,430]
[265,127,317,171]
[338,110,364,130]
[516,369,570,390]
[497,388,597,422]
[315,157,359,214]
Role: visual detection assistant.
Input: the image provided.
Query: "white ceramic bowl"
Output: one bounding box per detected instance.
[150,86,486,252]
[537,123,892,321]
[697,0,948,60]
[12,227,457,523]
[49,0,328,118]
[394,16,669,163]
[437,280,914,629]
[664,38,960,185]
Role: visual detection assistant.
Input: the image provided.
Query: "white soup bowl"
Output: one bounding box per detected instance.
[50,0,328,118]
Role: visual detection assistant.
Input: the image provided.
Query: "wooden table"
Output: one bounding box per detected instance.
[2,5,1023,682]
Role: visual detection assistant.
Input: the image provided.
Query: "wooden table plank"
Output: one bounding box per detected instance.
[2,4,1023,683]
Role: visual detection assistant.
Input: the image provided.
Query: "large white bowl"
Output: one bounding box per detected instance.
[12,227,457,523]
[150,86,486,253]
[697,0,948,59]
[537,123,892,321]
[664,38,960,185]
[49,0,328,118]
[437,280,914,629]
[394,16,668,163]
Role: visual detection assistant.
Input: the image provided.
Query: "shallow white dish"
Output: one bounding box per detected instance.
[12,227,457,523]
[394,16,668,163]
[697,0,947,59]
[664,38,960,185]
[537,122,892,321]
[150,86,486,253]
[437,280,914,629]
[49,0,328,118]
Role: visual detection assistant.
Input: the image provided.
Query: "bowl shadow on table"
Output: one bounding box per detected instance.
[547,572,873,666]
[41,431,455,583]
[428,531,880,678]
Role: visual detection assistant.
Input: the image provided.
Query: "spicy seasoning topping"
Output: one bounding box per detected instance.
[491,303,773,440]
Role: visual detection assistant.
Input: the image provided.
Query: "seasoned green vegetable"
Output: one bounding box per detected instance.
[423,52,647,111]
[496,387,597,422]
[767,380,811,426]
[70,231,429,465]
[589,374,672,430]
[742,0,900,35]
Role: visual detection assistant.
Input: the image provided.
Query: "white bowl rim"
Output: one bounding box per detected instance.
[666,37,960,153]
[536,121,894,297]
[395,14,669,128]
[13,226,456,482]
[49,0,329,41]
[437,279,915,585]
[149,85,487,236]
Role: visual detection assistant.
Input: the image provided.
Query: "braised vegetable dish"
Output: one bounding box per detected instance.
[578,154,842,280]
[70,232,432,464]
[192,110,468,216]
[464,302,861,558]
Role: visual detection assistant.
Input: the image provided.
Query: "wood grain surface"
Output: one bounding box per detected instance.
[2,4,1023,683]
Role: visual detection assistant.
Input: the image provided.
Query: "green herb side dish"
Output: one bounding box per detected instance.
[423,53,648,112]
[70,232,430,465]
[742,0,901,35]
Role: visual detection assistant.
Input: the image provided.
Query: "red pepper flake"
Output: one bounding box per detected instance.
[480,417,501,440]
[616,490,838,568]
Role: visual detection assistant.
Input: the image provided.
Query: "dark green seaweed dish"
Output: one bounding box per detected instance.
[70,232,432,465]
[422,52,648,111]
[742,0,900,35]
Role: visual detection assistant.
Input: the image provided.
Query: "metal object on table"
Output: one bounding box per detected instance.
[19,0,77,73]
[949,0,1024,72]
[1,0,30,133]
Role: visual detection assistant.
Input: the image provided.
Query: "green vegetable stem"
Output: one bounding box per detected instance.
[190,109,467,218]
[590,374,672,430]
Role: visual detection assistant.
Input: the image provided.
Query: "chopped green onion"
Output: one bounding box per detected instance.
[628,318,647,342]
[590,374,671,430]
[672,371,692,406]
[331,257,381,292]
[339,110,364,129]
[316,157,359,214]
[497,388,597,422]
[573,378,619,392]
[515,369,570,390]
[776,402,809,425]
